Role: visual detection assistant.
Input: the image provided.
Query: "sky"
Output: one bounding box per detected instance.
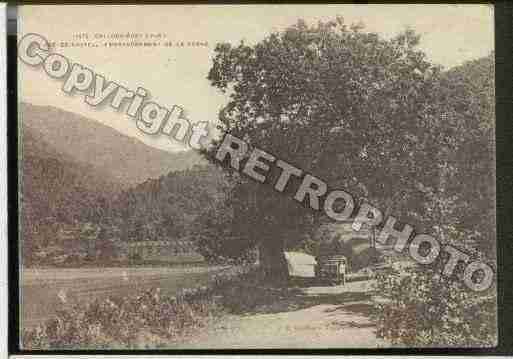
[19,4,494,152]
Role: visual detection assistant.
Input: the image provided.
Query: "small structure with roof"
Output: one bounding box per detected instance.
[127,240,204,264]
[284,251,317,278]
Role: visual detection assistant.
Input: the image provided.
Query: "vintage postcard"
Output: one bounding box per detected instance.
[17,4,496,349]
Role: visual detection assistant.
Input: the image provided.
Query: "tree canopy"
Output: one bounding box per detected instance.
[201,17,495,277]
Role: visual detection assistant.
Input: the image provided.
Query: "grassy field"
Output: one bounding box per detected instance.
[21,265,227,330]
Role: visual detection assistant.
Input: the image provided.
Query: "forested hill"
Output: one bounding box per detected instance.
[108,164,228,242]
[19,102,209,265]
[21,121,119,226]
[20,101,208,226]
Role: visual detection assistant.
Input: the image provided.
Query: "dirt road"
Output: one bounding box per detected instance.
[176,280,388,349]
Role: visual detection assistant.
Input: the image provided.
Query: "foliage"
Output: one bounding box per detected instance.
[428,55,495,258]
[201,17,495,277]
[373,266,497,347]
[112,164,227,240]
[204,17,447,277]
[23,164,228,266]
[22,266,251,349]
[22,287,217,349]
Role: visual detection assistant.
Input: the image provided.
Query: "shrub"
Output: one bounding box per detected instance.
[22,265,263,349]
[373,267,497,347]
[22,286,221,350]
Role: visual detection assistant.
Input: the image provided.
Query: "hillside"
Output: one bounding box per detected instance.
[20,102,204,189]
[19,102,208,265]
[21,124,116,225]
[110,164,228,242]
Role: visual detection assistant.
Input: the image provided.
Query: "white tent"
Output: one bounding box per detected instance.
[284,251,317,278]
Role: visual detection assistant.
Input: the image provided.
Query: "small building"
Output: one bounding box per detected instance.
[127,240,204,264]
[284,251,317,278]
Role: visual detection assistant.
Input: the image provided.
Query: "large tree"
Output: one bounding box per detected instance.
[203,18,494,279]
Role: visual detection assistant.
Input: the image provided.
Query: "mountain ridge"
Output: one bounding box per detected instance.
[20,102,205,190]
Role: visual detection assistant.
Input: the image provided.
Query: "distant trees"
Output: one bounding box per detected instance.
[112,165,228,240]
[21,162,228,265]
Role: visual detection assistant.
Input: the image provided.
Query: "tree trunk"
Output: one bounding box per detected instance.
[259,239,288,284]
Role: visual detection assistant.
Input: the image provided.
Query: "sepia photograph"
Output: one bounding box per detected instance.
[16,4,497,350]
